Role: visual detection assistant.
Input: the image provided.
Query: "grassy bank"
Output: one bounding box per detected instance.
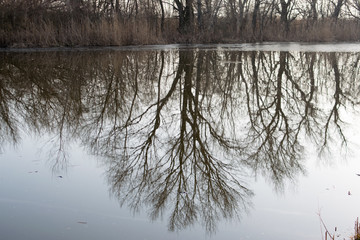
[1,17,169,48]
[2,3,360,48]
[3,17,360,48]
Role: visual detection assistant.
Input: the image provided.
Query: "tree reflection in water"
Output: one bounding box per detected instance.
[0,48,359,232]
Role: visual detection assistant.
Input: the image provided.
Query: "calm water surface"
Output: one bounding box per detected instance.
[1,43,360,240]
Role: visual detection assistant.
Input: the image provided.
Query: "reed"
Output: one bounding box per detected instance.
[215,18,360,43]
[318,213,335,240]
[1,16,165,47]
[1,3,360,48]
[354,217,360,240]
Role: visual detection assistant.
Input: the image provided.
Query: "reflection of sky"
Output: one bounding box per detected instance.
[0,135,183,240]
[244,107,360,240]
[1,111,360,240]
[2,47,360,239]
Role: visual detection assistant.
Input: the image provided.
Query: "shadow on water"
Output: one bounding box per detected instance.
[0,48,359,233]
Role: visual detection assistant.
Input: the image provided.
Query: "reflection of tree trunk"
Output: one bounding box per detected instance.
[193,51,203,140]
[306,54,316,111]
[114,50,253,233]
[277,52,285,110]
[179,51,194,164]
[250,51,260,126]
[331,53,341,122]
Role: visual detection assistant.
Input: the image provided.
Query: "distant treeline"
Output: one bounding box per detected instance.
[2,0,360,47]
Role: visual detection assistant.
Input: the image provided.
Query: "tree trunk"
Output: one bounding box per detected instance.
[332,0,345,19]
[197,0,203,31]
[236,0,246,35]
[310,0,318,20]
[252,0,261,33]
[174,0,194,34]
[159,0,165,33]
[280,0,291,33]
[184,0,194,32]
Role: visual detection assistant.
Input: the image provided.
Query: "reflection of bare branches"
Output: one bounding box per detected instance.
[107,50,253,233]
[46,134,69,173]
[1,49,360,232]
[0,84,19,150]
[290,53,321,142]
[241,52,305,188]
[321,53,347,152]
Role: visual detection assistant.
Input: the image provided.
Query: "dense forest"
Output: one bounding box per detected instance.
[1,0,360,47]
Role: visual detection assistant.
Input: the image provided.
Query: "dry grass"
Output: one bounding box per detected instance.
[213,18,360,43]
[1,3,360,48]
[1,16,166,47]
[353,218,360,240]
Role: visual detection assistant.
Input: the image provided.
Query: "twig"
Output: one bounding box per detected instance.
[317,212,335,240]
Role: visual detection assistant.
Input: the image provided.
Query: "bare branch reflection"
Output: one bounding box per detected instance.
[1,48,359,232]
[104,50,253,233]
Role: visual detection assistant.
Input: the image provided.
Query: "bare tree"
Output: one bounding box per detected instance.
[345,0,360,19]
[306,0,318,20]
[331,0,347,19]
[173,0,195,33]
[277,0,297,33]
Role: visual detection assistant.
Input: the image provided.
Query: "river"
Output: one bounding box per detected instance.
[1,43,360,240]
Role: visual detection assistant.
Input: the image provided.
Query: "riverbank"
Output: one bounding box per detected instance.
[2,13,360,48]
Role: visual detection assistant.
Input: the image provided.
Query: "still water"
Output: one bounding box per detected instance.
[1,43,360,240]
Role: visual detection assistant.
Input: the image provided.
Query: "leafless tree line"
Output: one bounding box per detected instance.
[2,0,360,40]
